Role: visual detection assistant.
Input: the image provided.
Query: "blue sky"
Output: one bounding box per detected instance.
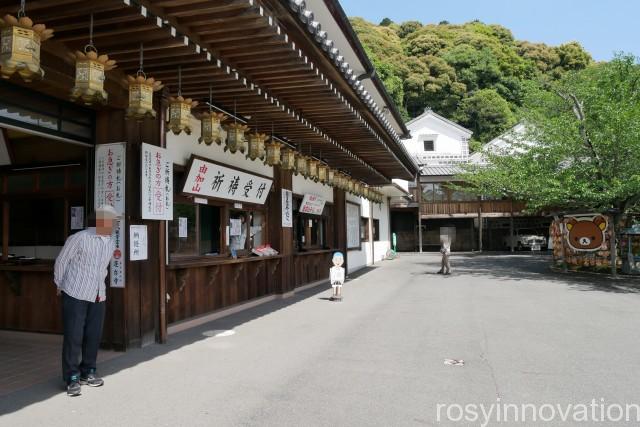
[339,0,638,61]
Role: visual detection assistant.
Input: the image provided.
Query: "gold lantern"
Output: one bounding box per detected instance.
[247,132,267,161]
[281,147,295,170]
[354,181,362,196]
[265,140,282,166]
[70,48,116,105]
[168,95,198,135]
[0,12,53,82]
[224,122,249,154]
[307,158,318,181]
[318,164,328,184]
[198,111,227,145]
[126,73,163,120]
[295,153,308,177]
[347,177,355,194]
[327,168,335,186]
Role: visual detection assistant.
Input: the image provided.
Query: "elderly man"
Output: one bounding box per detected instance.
[54,205,119,397]
[437,238,451,275]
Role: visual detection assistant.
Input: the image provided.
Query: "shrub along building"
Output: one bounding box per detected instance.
[0,0,418,351]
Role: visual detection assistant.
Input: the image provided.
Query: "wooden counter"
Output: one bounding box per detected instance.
[166,255,284,324]
[0,261,60,333]
[293,249,334,288]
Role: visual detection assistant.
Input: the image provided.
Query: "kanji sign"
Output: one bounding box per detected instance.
[129,225,148,261]
[182,157,272,205]
[281,189,292,228]
[141,143,173,221]
[95,143,126,288]
[299,194,326,215]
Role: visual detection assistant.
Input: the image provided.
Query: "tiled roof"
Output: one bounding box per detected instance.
[420,165,464,176]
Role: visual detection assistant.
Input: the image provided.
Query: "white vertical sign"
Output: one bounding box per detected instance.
[141,143,173,220]
[281,189,292,227]
[95,143,126,288]
[129,225,148,261]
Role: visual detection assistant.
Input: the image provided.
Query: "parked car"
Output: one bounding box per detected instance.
[504,229,547,250]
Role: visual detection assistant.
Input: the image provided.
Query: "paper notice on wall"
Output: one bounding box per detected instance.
[70,206,84,230]
[178,217,188,238]
[129,225,148,261]
[230,218,242,236]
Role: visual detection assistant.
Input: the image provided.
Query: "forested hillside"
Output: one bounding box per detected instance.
[351,18,593,143]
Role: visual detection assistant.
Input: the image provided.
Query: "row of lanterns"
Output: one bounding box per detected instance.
[0,2,384,204]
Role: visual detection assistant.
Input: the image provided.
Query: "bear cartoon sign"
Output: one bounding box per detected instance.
[565,215,608,252]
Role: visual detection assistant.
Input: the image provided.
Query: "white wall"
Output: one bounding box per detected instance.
[166,117,273,177]
[405,118,467,157]
[345,193,391,274]
[292,173,334,202]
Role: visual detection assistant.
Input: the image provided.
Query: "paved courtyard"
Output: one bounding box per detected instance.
[1,253,640,426]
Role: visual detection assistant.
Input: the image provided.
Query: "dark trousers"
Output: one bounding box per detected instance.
[61,292,105,384]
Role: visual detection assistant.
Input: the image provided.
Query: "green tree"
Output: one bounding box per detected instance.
[460,54,640,214]
[453,89,516,142]
[379,17,393,26]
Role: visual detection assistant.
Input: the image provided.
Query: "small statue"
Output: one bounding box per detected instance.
[330,251,345,301]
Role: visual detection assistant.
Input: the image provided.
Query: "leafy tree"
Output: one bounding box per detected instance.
[460,55,640,215]
[349,17,594,142]
[379,17,393,26]
[453,89,516,143]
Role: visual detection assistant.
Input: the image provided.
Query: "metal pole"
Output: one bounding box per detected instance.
[509,200,515,253]
[610,215,617,277]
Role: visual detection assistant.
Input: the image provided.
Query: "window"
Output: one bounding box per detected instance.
[372,219,380,241]
[229,210,248,252]
[423,139,435,151]
[168,204,221,257]
[360,217,369,241]
[293,196,332,250]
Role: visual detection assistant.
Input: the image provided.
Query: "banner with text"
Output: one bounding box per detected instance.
[95,143,126,288]
[299,193,326,215]
[141,143,173,220]
[182,157,272,205]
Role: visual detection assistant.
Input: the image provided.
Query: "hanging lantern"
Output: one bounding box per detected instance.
[363,187,370,200]
[126,44,163,120]
[307,158,318,181]
[295,153,308,177]
[70,47,116,105]
[265,140,282,166]
[335,172,345,190]
[168,95,198,135]
[247,132,267,161]
[327,168,335,186]
[318,163,328,184]
[198,111,227,145]
[69,14,115,105]
[347,177,355,194]
[224,122,249,154]
[126,73,163,119]
[0,9,53,82]
[281,147,296,170]
[354,181,362,196]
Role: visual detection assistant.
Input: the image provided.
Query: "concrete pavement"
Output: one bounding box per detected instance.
[1,253,640,426]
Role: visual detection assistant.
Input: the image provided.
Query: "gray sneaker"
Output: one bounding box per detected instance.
[67,379,81,396]
[80,370,104,387]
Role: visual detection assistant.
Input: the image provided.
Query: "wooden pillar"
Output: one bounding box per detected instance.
[509,199,515,253]
[369,200,374,265]
[333,187,347,270]
[157,93,168,344]
[2,201,8,262]
[416,178,423,253]
[268,165,294,294]
[477,197,483,252]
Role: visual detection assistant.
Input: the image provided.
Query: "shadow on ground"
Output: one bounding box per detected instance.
[411,252,640,294]
[0,266,377,415]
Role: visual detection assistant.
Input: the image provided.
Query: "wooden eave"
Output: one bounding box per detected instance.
[0,0,415,184]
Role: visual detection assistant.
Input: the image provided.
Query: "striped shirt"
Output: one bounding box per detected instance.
[54,228,115,302]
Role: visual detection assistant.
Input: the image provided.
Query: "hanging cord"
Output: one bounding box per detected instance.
[136,43,145,78]
[208,84,212,112]
[177,66,182,97]
[85,13,96,53]
[17,0,25,18]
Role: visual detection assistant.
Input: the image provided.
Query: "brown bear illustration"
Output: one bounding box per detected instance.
[565,216,607,251]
